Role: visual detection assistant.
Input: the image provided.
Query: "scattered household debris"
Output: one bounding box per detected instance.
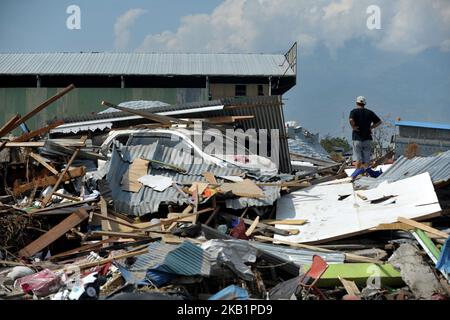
[0,86,449,301]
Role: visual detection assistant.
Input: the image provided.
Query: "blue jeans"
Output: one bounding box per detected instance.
[353,140,372,163]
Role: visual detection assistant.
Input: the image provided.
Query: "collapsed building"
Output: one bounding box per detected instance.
[0,44,449,301]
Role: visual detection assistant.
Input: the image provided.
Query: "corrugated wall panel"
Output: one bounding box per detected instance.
[0,87,207,132]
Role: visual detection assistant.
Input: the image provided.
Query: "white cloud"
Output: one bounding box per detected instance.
[441,39,450,52]
[137,0,450,55]
[377,0,450,54]
[114,8,147,51]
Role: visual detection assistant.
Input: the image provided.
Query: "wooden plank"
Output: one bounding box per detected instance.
[5,141,85,148]
[12,120,64,143]
[205,206,220,226]
[53,192,81,202]
[41,136,87,207]
[339,277,361,296]
[262,219,307,226]
[0,260,33,267]
[0,114,21,138]
[19,208,89,258]
[29,199,92,214]
[163,234,205,245]
[245,216,260,237]
[70,248,149,271]
[11,85,75,133]
[199,115,254,124]
[90,231,154,240]
[99,197,110,246]
[398,217,449,239]
[93,212,139,230]
[5,142,46,148]
[49,238,119,260]
[140,208,214,231]
[29,152,59,175]
[371,222,423,231]
[220,179,264,198]
[108,209,135,224]
[120,158,149,192]
[202,172,218,185]
[220,212,292,236]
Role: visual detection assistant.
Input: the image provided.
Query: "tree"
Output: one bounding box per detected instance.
[371,114,396,158]
[320,135,351,154]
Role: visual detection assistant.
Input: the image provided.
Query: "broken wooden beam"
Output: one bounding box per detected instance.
[262,219,307,226]
[339,277,361,296]
[140,207,214,231]
[70,248,149,271]
[0,114,21,138]
[220,212,293,236]
[49,238,119,261]
[13,166,86,196]
[92,212,140,230]
[90,231,154,240]
[12,120,64,143]
[4,141,86,148]
[11,84,75,133]
[29,152,59,175]
[245,216,260,237]
[398,217,449,239]
[19,208,89,258]
[41,136,87,207]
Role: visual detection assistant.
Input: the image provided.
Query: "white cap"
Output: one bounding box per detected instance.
[356,96,366,105]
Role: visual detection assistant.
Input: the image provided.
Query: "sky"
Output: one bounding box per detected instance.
[0,0,449,139]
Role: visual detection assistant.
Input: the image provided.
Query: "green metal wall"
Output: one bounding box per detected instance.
[0,87,207,132]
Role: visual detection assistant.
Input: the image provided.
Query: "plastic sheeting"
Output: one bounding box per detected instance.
[201,239,258,281]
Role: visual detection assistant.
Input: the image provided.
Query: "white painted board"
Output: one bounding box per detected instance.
[275,172,441,244]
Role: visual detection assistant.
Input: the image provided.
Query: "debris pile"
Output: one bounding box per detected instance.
[0,85,449,301]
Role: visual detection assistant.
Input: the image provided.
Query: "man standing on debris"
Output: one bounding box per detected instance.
[349,96,382,169]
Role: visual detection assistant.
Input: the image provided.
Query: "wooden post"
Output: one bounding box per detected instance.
[12,85,75,131]
[40,136,87,207]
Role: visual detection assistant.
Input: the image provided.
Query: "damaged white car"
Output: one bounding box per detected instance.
[98,128,279,177]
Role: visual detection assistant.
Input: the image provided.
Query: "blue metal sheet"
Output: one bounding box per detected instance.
[396,121,450,131]
[355,150,450,189]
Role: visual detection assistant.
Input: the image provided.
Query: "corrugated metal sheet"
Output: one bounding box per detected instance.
[355,150,450,190]
[0,87,207,133]
[0,53,295,77]
[201,224,300,276]
[100,100,170,114]
[105,142,246,216]
[396,121,450,131]
[250,242,345,265]
[286,125,331,161]
[130,241,212,276]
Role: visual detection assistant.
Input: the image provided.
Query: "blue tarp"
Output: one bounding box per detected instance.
[208,285,249,300]
[437,237,450,275]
